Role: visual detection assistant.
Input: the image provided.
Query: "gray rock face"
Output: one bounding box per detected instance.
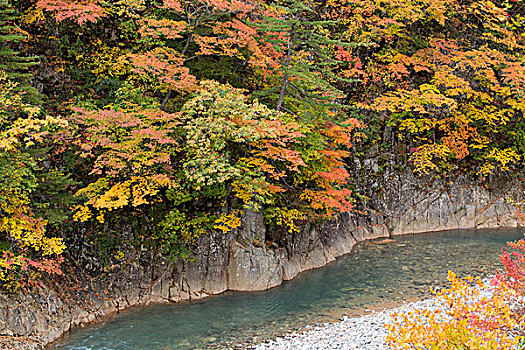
[0,173,523,349]
[375,172,523,234]
[227,242,282,291]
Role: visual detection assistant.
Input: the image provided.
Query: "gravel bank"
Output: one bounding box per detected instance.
[251,298,439,350]
[252,279,500,350]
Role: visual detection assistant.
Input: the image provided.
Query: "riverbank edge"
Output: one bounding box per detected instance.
[250,279,500,350]
[251,275,521,350]
[0,174,523,349]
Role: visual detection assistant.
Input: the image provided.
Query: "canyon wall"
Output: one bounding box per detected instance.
[0,173,523,349]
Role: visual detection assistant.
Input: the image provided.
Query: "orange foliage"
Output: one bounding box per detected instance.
[36,0,106,24]
[387,271,523,350]
[352,0,525,175]
[128,47,196,92]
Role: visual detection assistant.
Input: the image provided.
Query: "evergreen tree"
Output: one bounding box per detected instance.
[0,0,40,104]
[252,0,361,117]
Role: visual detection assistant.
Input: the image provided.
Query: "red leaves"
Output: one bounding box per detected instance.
[335,46,355,63]
[71,105,181,176]
[502,61,525,94]
[301,188,354,215]
[315,166,350,185]
[162,0,183,11]
[351,0,525,175]
[294,119,362,218]
[323,120,362,149]
[36,0,106,24]
[258,144,306,171]
[128,48,196,92]
[495,239,525,295]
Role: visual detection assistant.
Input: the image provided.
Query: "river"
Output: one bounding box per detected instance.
[53,228,523,350]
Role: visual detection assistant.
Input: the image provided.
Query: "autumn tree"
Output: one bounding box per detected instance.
[349,0,524,176]
[387,271,523,349]
[3,0,523,290]
[70,80,361,259]
[0,70,65,291]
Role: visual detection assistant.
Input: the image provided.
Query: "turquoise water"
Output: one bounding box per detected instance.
[53,228,524,350]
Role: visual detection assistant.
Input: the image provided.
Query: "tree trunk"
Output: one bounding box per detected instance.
[276,28,294,112]
[161,34,193,111]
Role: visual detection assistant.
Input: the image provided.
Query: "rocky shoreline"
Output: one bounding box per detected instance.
[0,173,522,349]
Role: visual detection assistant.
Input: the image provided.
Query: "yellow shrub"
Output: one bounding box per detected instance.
[387,271,523,350]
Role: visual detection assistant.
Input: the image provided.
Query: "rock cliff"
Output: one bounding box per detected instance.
[0,173,523,349]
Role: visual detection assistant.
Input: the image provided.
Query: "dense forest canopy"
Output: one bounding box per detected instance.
[0,0,524,290]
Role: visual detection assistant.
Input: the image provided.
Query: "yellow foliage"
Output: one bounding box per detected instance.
[72,204,93,222]
[410,143,451,174]
[73,175,174,223]
[478,148,522,176]
[268,208,306,234]
[114,251,125,260]
[387,271,523,350]
[232,179,253,205]
[22,6,45,25]
[80,42,130,80]
[398,118,437,135]
[0,71,66,290]
[0,71,67,151]
[95,181,131,211]
[0,200,65,256]
[214,210,242,234]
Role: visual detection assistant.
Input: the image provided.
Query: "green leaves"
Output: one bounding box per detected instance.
[251,0,364,116]
[0,71,65,290]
